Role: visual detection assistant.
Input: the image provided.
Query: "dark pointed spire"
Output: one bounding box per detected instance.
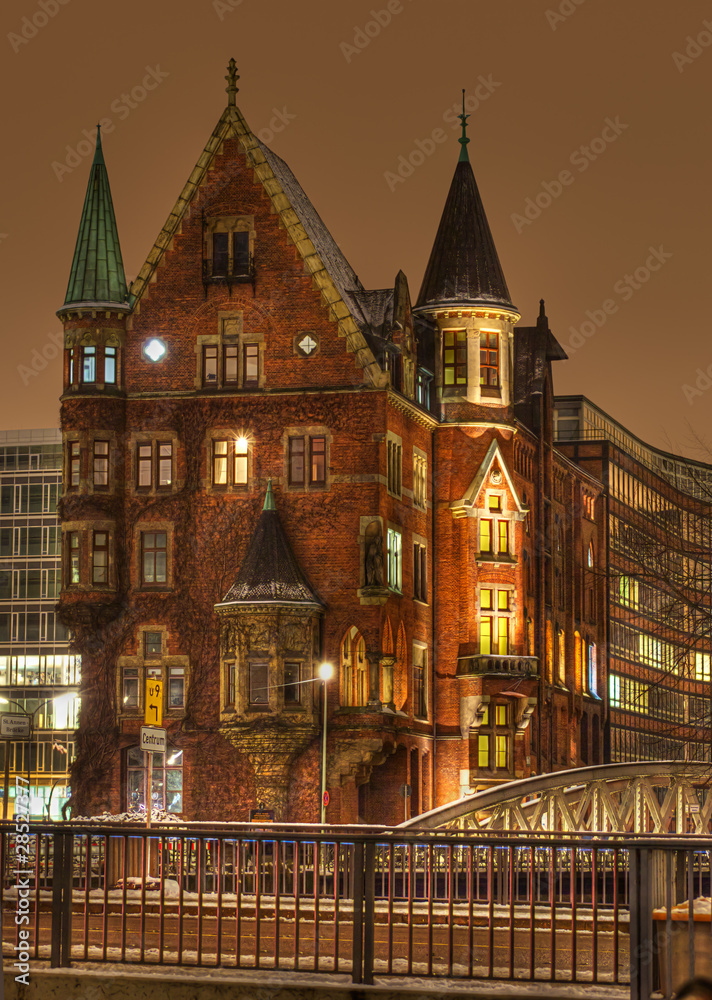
[225,58,239,107]
[537,298,548,330]
[458,89,470,163]
[415,113,514,312]
[64,126,128,306]
[218,484,322,607]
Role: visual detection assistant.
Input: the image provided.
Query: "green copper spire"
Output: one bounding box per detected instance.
[458,89,470,163]
[263,478,276,511]
[64,126,128,306]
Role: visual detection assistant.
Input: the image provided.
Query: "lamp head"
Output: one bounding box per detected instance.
[318,662,333,682]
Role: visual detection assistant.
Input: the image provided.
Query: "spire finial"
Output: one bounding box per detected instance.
[537,298,549,330]
[225,58,239,107]
[458,89,470,163]
[263,478,276,511]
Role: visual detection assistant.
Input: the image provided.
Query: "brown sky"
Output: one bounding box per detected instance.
[2,0,711,459]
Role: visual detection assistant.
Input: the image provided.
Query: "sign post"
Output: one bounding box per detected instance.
[0,714,30,820]
[143,679,165,830]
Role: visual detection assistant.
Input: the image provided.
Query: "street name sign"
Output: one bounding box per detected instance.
[0,714,30,739]
[140,726,167,753]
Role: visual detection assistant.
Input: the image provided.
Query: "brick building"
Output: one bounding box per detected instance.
[57,64,606,824]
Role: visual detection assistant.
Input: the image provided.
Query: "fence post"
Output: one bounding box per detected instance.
[630,847,653,1000]
[363,840,375,986]
[351,840,364,984]
[50,830,74,968]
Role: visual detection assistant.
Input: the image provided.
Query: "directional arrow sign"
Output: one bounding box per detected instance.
[145,680,163,727]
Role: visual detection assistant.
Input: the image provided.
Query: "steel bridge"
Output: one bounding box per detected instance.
[399,761,712,834]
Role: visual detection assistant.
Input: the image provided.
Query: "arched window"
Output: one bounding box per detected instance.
[340,627,367,707]
[587,542,594,569]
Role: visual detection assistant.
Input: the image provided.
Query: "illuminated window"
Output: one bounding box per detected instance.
[443,330,467,386]
[587,643,598,694]
[341,627,367,707]
[694,653,711,682]
[127,746,183,814]
[480,332,499,387]
[587,542,594,569]
[495,735,508,768]
[144,632,162,658]
[81,346,96,383]
[105,346,117,384]
[413,453,427,509]
[480,589,510,655]
[478,734,489,768]
[387,528,402,592]
[495,705,508,726]
[141,532,167,586]
[387,439,402,496]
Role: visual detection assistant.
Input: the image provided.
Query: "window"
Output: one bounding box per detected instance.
[443,330,467,386]
[226,662,236,707]
[249,661,269,705]
[479,588,510,655]
[144,632,162,658]
[480,332,499,386]
[210,229,251,280]
[413,644,427,718]
[212,438,249,488]
[69,441,80,487]
[137,444,152,487]
[416,369,432,408]
[288,435,326,487]
[284,662,301,704]
[413,542,427,602]
[480,514,510,557]
[243,344,259,386]
[105,346,117,384]
[92,531,108,585]
[141,532,167,586]
[556,628,566,684]
[93,440,109,487]
[478,734,489,768]
[123,666,139,709]
[81,346,96,383]
[67,532,80,585]
[168,666,185,708]
[127,746,183,814]
[587,542,594,569]
[495,705,508,726]
[67,348,74,384]
[387,439,402,496]
[387,528,402,592]
[413,453,427,509]
[694,653,711,682]
[587,643,597,694]
[224,344,238,383]
[495,735,508,769]
[203,345,218,386]
[341,627,367,707]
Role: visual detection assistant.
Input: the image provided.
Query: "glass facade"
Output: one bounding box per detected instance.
[0,430,79,819]
[554,397,712,763]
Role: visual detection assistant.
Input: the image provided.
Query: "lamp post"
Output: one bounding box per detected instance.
[318,662,333,825]
[0,697,62,819]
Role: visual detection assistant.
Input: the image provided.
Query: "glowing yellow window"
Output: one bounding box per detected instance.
[480,589,493,610]
[496,617,508,654]
[497,590,509,611]
[480,618,492,655]
[480,520,492,553]
[497,521,509,553]
[495,705,507,726]
[495,735,508,768]
[488,495,501,511]
[478,734,490,768]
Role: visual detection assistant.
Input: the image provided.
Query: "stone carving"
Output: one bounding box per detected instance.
[282,619,308,652]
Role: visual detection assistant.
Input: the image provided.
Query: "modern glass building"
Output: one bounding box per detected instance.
[0,429,79,819]
[555,396,712,763]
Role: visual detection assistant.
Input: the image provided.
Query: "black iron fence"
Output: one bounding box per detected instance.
[1,822,710,994]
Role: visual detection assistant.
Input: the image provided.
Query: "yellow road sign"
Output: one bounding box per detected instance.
[145,680,163,727]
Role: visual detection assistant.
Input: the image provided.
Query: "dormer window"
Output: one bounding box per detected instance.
[204,219,254,288]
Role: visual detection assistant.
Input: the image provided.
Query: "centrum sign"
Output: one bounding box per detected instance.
[0,714,30,739]
[140,726,166,753]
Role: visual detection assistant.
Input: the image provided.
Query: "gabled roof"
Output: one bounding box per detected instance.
[415,154,514,312]
[128,99,389,387]
[64,129,128,307]
[450,438,525,520]
[216,483,323,609]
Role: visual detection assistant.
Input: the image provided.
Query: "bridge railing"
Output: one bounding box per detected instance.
[1,822,710,994]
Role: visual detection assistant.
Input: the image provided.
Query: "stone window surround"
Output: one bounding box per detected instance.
[133,521,174,592]
[63,431,118,496]
[281,425,332,494]
[412,447,427,510]
[220,653,314,717]
[128,431,181,496]
[412,530,428,606]
[202,427,253,493]
[435,313,515,408]
[412,640,428,720]
[61,520,115,591]
[63,327,124,391]
[477,488,516,560]
[117,625,188,719]
[386,432,403,499]
[194,311,266,390]
[477,582,516,654]
[204,215,255,274]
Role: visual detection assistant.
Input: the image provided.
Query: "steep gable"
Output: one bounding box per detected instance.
[450,439,526,519]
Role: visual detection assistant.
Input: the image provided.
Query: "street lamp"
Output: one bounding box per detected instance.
[318,662,333,825]
[0,696,66,819]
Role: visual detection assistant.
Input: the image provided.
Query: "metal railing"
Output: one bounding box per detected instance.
[1,822,710,994]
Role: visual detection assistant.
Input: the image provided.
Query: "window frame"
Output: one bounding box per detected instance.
[92,530,109,586]
[387,526,403,593]
[140,531,168,588]
[287,434,328,489]
[443,329,467,387]
[479,331,500,387]
[81,346,96,384]
[92,440,109,488]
